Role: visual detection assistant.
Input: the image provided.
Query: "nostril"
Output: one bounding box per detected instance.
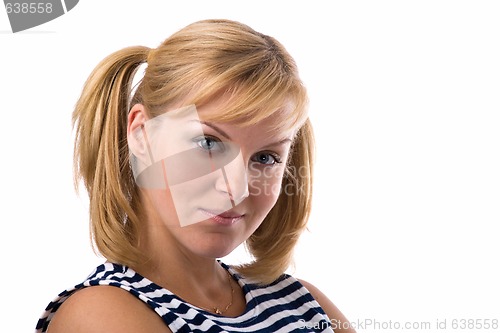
[218,166,250,206]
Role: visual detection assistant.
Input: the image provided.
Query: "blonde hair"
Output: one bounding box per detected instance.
[73,19,314,285]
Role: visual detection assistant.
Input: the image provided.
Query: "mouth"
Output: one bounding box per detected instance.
[199,209,244,226]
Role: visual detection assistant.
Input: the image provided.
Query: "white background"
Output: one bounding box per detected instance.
[1,1,499,332]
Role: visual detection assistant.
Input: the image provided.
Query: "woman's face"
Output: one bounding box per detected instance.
[132,98,296,259]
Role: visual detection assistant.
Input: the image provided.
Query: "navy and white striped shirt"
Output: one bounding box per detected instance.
[36,262,333,332]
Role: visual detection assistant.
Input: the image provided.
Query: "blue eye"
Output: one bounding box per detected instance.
[252,152,282,165]
[194,135,225,152]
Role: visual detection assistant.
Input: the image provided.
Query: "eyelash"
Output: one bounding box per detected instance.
[251,151,283,166]
[193,135,225,152]
[193,135,283,166]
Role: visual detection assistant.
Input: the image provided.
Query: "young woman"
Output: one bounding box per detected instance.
[36,19,355,333]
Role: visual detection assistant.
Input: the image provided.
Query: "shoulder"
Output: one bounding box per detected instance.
[47,286,171,333]
[298,279,357,333]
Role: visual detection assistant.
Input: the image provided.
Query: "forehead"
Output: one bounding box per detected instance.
[195,95,302,137]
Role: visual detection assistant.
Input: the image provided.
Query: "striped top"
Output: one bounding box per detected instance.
[36,262,333,332]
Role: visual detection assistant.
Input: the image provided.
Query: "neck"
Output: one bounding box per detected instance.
[132,220,236,313]
[136,225,224,286]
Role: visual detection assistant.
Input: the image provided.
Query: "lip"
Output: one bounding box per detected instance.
[200,209,244,226]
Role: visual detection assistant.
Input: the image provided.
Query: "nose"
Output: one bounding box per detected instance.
[214,151,249,206]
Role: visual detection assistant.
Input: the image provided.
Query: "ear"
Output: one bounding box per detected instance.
[128,103,148,134]
[127,104,150,162]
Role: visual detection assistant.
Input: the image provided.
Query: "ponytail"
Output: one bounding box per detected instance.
[73,46,150,266]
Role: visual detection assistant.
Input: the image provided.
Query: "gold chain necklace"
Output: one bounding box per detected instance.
[197,270,234,315]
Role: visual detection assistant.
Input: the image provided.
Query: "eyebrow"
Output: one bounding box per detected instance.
[200,121,231,140]
[200,121,293,147]
[268,138,293,146]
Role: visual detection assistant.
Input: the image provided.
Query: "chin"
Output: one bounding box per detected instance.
[194,239,240,259]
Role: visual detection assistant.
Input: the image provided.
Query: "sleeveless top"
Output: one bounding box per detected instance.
[36,262,334,332]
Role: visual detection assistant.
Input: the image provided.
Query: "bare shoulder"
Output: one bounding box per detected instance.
[298,279,357,333]
[47,286,171,333]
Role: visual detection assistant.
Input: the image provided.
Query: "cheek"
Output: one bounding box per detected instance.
[247,166,285,210]
[144,188,181,226]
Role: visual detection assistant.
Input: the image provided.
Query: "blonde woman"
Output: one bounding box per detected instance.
[36,19,355,333]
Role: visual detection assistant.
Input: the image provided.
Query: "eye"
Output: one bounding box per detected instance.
[251,152,282,166]
[193,135,225,152]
